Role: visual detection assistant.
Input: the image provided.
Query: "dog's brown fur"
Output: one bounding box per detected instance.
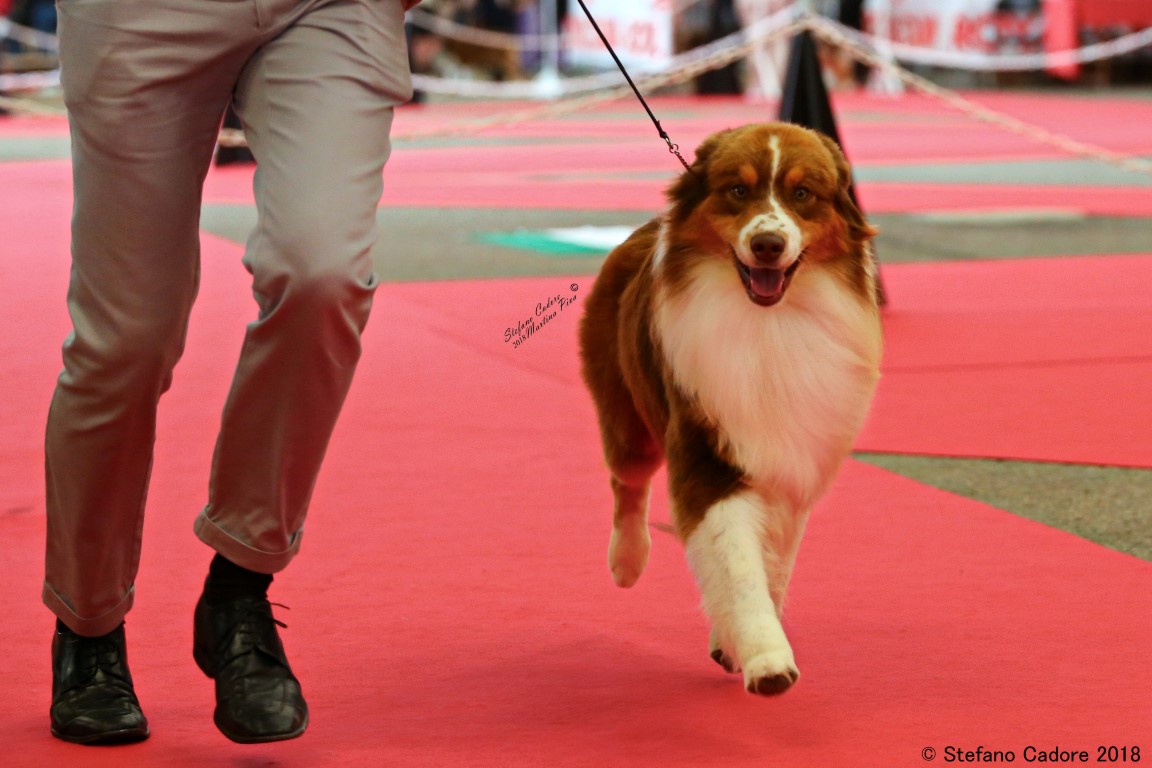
[579,122,882,695]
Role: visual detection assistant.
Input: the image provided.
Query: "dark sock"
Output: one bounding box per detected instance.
[55,618,121,639]
[204,553,273,603]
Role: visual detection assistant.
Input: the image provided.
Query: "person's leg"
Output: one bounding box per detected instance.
[194,0,412,574]
[189,0,411,743]
[44,0,253,639]
[44,0,254,743]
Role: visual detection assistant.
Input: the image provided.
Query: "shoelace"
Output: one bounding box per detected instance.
[64,634,133,693]
[216,602,290,667]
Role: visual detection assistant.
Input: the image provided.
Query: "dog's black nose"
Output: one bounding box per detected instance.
[750,233,786,263]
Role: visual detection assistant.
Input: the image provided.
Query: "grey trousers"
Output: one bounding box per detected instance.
[44,0,412,636]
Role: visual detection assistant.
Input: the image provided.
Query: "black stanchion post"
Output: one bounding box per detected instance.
[778,28,887,306]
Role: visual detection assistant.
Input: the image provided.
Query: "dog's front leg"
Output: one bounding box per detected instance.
[684,489,800,696]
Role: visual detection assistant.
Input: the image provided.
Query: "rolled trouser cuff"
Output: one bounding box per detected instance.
[193,509,302,575]
[44,581,134,638]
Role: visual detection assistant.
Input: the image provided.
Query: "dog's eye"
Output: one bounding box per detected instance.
[794,186,812,201]
[730,185,748,199]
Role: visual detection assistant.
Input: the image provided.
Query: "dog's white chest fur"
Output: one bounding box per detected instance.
[656,257,882,509]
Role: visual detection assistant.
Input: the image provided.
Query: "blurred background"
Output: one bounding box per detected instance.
[3,0,1151,113]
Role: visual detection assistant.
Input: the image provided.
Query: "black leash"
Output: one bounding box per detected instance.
[572,0,693,173]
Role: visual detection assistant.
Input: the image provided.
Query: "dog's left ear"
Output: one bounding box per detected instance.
[817,134,877,243]
[665,130,730,221]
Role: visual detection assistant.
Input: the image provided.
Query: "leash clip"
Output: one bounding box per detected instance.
[664,136,691,172]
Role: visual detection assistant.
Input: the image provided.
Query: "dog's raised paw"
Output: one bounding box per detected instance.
[743,651,799,696]
[609,560,645,588]
[746,671,798,696]
[608,526,650,588]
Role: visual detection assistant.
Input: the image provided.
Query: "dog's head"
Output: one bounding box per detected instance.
[663,123,876,307]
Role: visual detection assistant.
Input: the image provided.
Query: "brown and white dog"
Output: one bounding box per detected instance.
[578,122,882,695]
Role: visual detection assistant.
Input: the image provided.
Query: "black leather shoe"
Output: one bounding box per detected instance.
[50,622,150,744]
[193,589,308,744]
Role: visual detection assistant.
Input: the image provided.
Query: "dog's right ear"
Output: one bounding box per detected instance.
[665,130,729,221]
[817,133,876,244]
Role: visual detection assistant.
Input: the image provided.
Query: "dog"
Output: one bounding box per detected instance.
[578,122,882,695]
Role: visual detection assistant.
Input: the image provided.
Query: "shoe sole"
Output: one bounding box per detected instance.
[51,724,151,745]
[214,711,309,744]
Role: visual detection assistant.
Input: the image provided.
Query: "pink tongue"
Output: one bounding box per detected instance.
[749,267,785,297]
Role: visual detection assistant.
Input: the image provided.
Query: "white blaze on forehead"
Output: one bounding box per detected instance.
[769,134,782,185]
[735,133,803,266]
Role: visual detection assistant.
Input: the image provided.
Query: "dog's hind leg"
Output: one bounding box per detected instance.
[767,507,811,617]
[684,489,800,696]
[581,352,661,588]
[607,463,657,588]
[600,400,661,588]
[580,303,663,587]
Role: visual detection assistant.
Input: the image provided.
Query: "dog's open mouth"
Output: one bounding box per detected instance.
[734,251,802,307]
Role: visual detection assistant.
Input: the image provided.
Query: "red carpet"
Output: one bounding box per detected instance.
[3,91,1152,764]
[860,254,1152,467]
[2,232,1151,765]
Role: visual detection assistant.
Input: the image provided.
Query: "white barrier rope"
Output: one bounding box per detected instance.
[0,18,59,52]
[406,0,710,53]
[407,7,553,51]
[0,92,61,114]
[2,12,1149,178]
[0,68,62,114]
[407,11,1152,98]
[410,5,802,98]
[1,18,61,111]
[829,16,1152,72]
[0,68,60,92]
[803,14,1152,177]
[4,8,1150,76]
[219,7,805,146]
